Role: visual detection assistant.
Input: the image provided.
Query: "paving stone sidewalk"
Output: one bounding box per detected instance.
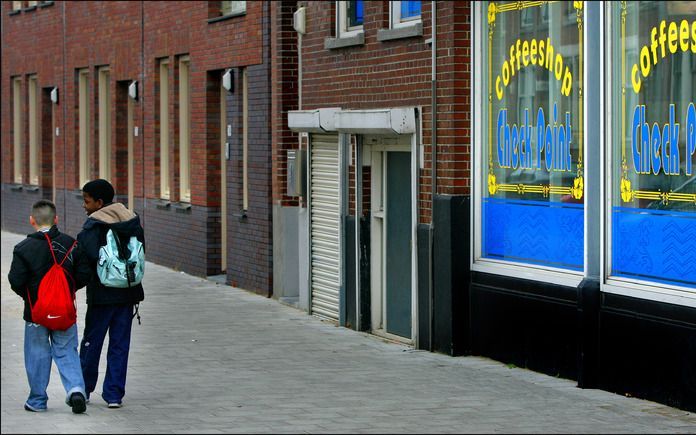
[2,231,694,434]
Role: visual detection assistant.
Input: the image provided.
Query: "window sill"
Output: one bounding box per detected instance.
[232,210,248,222]
[22,6,37,12]
[9,10,21,15]
[325,32,365,50]
[207,10,246,24]
[155,200,171,210]
[25,185,40,192]
[39,1,54,8]
[10,184,23,191]
[377,22,423,42]
[173,202,192,214]
[471,259,584,289]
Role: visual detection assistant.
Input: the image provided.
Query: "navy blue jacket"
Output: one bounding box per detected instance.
[77,203,145,306]
[8,226,91,323]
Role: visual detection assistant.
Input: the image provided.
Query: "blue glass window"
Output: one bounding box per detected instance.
[348,0,364,27]
[480,1,585,271]
[400,1,421,19]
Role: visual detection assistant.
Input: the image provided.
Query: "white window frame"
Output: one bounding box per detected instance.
[13,77,23,184]
[390,1,421,29]
[242,67,249,211]
[178,55,191,203]
[78,68,90,188]
[470,1,585,289]
[336,1,364,38]
[159,59,170,200]
[98,66,111,182]
[601,3,696,308]
[12,1,22,11]
[28,75,39,186]
[221,0,245,16]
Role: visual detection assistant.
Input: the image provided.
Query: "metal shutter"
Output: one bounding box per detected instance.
[309,134,340,321]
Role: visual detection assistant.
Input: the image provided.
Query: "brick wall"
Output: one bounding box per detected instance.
[1,2,63,187]
[296,1,471,223]
[270,0,299,207]
[2,1,278,295]
[226,4,274,295]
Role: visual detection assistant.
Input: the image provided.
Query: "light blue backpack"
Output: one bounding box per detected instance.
[97,229,145,288]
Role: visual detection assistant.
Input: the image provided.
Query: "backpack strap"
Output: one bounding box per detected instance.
[111,230,135,288]
[43,232,77,267]
[59,241,78,267]
[43,232,59,265]
[132,303,141,325]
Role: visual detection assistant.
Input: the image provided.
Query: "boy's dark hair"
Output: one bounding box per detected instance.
[32,200,57,226]
[82,179,115,204]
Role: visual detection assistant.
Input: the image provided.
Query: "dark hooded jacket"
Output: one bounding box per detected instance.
[8,225,92,323]
[77,202,145,305]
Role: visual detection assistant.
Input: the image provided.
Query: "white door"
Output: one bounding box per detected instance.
[309,133,341,321]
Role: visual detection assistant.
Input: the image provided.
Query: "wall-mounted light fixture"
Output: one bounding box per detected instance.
[222,69,233,92]
[50,87,58,104]
[128,80,138,100]
[293,7,306,34]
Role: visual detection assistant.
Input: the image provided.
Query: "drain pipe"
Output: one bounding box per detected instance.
[429,0,437,352]
[62,1,67,220]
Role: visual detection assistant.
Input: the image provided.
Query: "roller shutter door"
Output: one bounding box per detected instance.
[310,134,340,321]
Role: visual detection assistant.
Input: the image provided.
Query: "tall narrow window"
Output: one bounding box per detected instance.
[391,1,421,28]
[221,0,245,16]
[12,1,22,11]
[127,85,135,210]
[28,75,39,185]
[337,1,364,38]
[179,56,191,203]
[242,67,248,211]
[98,66,111,181]
[13,77,23,184]
[159,59,170,199]
[78,69,90,187]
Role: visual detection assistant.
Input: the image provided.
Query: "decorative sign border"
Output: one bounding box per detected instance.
[618,1,696,205]
[487,1,585,200]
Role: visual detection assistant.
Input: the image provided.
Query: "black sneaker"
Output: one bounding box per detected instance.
[69,392,86,414]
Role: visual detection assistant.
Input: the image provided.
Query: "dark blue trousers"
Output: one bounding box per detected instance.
[79,304,134,404]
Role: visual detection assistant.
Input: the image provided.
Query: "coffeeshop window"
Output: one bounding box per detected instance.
[476,1,585,272]
[607,2,695,290]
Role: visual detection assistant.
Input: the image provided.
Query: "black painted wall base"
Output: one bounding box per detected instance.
[470,272,580,380]
[469,270,696,412]
[417,224,431,351]
[599,293,696,412]
[430,195,470,356]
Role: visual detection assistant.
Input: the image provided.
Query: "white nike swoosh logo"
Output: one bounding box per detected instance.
[47,315,61,319]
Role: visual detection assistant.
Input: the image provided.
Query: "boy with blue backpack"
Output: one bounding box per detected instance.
[77,179,145,409]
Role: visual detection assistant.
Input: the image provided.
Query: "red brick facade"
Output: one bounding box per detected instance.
[295,1,471,222]
[1,1,279,295]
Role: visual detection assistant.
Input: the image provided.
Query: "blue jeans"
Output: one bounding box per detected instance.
[24,322,86,410]
[80,304,134,404]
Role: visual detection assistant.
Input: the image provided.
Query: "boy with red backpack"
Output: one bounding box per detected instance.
[8,200,92,414]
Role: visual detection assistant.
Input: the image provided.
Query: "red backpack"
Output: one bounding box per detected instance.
[27,233,78,331]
